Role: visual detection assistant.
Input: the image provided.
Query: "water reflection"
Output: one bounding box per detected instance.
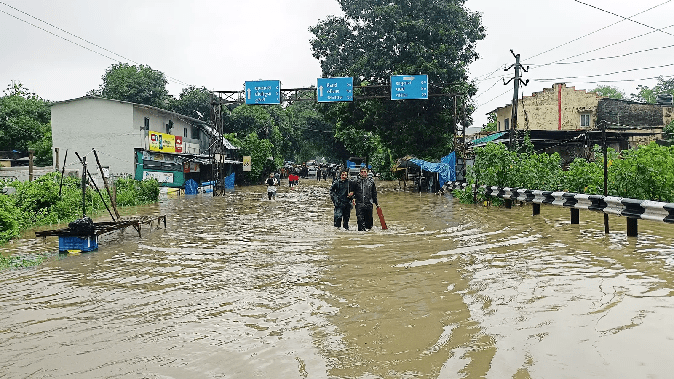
[1,181,674,378]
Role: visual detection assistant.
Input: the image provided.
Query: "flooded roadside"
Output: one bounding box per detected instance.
[1,181,674,378]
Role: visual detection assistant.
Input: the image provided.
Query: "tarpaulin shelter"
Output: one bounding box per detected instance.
[393,152,456,191]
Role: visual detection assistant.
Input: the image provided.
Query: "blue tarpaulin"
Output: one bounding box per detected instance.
[184,179,198,195]
[224,172,235,190]
[408,152,456,187]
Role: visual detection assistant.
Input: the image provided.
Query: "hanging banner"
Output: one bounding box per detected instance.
[242,156,252,172]
[149,131,176,153]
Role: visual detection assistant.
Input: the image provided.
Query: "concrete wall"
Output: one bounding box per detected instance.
[51,98,137,176]
[494,83,602,132]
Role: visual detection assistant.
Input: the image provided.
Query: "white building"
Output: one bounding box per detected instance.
[51,96,237,187]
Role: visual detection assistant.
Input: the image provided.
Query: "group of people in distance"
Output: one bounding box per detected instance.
[265,167,380,232]
[330,167,379,231]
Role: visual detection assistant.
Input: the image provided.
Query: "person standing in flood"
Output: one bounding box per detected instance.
[265,173,279,200]
[351,167,379,231]
[330,170,353,230]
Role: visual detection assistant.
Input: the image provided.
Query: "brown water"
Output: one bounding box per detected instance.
[2,181,674,378]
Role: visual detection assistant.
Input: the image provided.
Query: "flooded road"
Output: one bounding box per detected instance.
[2,180,674,378]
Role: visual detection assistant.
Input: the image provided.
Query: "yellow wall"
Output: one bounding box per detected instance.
[494,83,602,132]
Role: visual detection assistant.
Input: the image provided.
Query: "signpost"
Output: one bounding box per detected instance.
[390,75,428,100]
[317,77,353,102]
[245,80,281,105]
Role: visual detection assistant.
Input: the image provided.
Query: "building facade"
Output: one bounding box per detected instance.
[51,96,235,188]
[491,83,668,148]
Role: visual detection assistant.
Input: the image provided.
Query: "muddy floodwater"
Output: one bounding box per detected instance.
[2,180,674,378]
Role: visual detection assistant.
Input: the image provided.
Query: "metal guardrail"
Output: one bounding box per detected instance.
[445,182,674,236]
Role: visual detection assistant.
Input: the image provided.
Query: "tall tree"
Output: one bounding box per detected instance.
[591,85,625,100]
[630,76,674,104]
[309,0,485,159]
[168,86,212,121]
[0,82,52,165]
[91,63,169,108]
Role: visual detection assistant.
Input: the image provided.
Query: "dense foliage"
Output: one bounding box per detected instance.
[0,172,159,245]
[89,63,169,108]
[455,140,674,204]
[310,0,485,160]
[630,76,674,104]
[0,83,53,165]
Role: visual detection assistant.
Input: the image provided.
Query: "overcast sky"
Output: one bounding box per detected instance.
[1,0,672,135]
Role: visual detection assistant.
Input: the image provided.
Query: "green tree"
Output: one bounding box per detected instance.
[0,82,52,165]
[91,63,169,108]
[481,112,497,133]
[630,76,674,104]
[664,119,674,141]
[168,86,212,121]
[591,85,625,100]
[309,0,485,159]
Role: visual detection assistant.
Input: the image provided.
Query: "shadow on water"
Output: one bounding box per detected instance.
[1,180,674,378]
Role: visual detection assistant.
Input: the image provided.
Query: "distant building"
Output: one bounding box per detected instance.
[51,96,239,187]
[481,83,672,163]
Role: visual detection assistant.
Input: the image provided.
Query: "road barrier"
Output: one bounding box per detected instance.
[444,182,674,237]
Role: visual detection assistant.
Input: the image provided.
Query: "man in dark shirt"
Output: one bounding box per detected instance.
[351,167,379,231]
[330,170,353,229]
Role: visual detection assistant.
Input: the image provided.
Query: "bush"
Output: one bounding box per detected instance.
[0,173,160,245]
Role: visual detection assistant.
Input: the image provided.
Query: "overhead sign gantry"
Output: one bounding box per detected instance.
[245,80,281,105]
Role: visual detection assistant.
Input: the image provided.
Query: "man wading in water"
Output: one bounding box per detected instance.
[330,170,353,229]
[351,167,379,231]
[265,173,279,200]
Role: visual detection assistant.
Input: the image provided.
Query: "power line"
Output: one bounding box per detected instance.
[574,0,674,37]
[535,42,674,66]
[529,23,674,70]
[526,0,672,61]
[533,62,674,81]
[472,1,672,85]
[0,2,194,88]
[536,73,674,84]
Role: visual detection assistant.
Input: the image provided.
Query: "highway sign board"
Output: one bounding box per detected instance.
[317,77,353,102]
[390,75,428,100]
[245,80,281,105]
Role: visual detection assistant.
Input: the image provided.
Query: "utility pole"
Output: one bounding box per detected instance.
[504,50,529,148]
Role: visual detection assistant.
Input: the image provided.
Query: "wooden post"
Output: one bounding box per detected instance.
[571,208,579,224]
[28,149,34,182]
[533,203,540,216]
[627,218,638,237]
[55,147,59,171]
[92,149,120,219]
[81,156,87,218]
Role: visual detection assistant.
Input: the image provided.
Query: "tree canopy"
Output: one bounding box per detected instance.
[90,63,169,108]
[591,85,625,100]
[309,0,485,159]
[0,82,52,165]
[630,76,674,104]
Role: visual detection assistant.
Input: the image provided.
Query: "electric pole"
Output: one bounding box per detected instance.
[504,49,529,148]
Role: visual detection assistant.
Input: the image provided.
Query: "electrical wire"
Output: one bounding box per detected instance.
[527,0,672,61]
[0,2,194,88]
[534,62,674,82]
[574,0,674,37]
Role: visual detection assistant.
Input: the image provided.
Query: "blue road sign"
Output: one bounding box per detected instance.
[317,77,353,102]
[245,80,281,105]
[390,75,428,100]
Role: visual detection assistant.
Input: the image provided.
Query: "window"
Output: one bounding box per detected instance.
[192,127,200,140]
[144,117,150,131]
[166,120,173,134]
[504,118,510,130]
[183,128,188,138]
[580,114,591,127]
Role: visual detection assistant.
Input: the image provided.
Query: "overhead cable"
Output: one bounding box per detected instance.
[0,2,194,88]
